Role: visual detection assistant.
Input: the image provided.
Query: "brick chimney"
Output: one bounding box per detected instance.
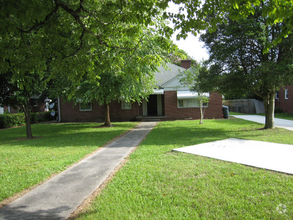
[181,60,192,69]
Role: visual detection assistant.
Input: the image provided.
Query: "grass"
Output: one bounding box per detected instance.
[76,119,293,219]
[0,122,138,202]
[273,113,293,121]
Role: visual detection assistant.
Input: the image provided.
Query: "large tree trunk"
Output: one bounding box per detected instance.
[263,92,275,129]
[24,97,33,138]
[104,101,111,127]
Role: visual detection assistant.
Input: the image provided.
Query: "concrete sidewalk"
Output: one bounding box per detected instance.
[231,115,293,131]
[0,122,157,220]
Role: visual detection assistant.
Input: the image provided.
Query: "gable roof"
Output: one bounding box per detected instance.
[155,63,185,87]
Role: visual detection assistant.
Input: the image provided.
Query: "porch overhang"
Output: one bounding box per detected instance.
[177,91,210,99]
[152,89,164,95]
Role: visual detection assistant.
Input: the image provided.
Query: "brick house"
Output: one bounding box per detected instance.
[275,86,293,113]
[58,60,222,122]
[0,95,46,114]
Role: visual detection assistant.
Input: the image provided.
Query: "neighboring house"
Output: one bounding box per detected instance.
[58,60,222,122]
[0,95,46,114]
[275,86,293,113]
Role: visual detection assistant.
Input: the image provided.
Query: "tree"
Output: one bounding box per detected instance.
[200,6,293,129]
[168,0,293,47]
[56,27,174,126]
[0,70,50,138]
[1,0,293,135]
[177,63,210,124]
[0,0,173,136]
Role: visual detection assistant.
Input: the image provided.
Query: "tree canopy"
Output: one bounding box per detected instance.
[1,0,293,134]
[200,6,293,129]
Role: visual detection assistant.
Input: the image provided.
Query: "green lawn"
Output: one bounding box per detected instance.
[0,122,138,202]
[273,113,293,121]
[77,119,293,219]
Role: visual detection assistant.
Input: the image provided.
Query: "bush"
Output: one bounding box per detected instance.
[30,113,37,124]
[274,107,284,113]
[0,113,38,129]
[0,113,25,128]
[36,111,56,122]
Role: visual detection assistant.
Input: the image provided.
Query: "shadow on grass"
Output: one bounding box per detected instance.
[0,122,136,147]
[140,118,264,148]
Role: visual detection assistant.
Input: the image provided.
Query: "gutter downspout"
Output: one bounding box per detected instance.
[57,96,61,122]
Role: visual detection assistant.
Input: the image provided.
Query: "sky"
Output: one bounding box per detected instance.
[166,3,209,62]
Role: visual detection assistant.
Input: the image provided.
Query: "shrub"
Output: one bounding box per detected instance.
[274,107,283,113]
[36,111,56,122]
[0,113,38,129]
[30,113,37,124]
[0,113,25,128]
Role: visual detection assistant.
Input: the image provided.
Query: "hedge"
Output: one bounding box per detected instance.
[0,113,37,129]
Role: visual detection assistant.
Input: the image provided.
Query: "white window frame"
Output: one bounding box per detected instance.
[177,98,208,108]
[79,103,92,111]
[275,91,279,99]
[285,89,288,99]
[121,101,131,110]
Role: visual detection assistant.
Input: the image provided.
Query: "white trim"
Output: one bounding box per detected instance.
[285,89,289,99]
[152,89,164,95]
[177,91,210,99]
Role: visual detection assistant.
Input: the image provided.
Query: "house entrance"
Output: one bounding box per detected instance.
[142,94,163,116]
[147,95,157,116]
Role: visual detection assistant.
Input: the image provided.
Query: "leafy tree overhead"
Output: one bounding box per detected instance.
[1,0,293,136]
[200,6,293,129]
[168,0,293,48]
[0,0,173,136]
[56,27,174,126]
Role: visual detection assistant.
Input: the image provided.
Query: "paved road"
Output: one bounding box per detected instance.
[231,115,293,131]
[0,122,157,220]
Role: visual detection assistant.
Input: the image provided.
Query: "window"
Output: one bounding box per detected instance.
[285,89,288,99]
[121,101,131,110]
[79,103,92,111]
[275,91,279,99]
[177,98,208,108]
[33,99,38,107]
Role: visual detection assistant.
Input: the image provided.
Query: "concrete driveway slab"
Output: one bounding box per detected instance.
[174,138,293,175]
[0,122,157,220]
[231,115,293,131]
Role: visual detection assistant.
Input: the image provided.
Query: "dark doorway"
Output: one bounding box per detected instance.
[147,95,157,116]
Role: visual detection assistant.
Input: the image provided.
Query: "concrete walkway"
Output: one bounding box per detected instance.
[231,115,293,131]
[0,122,157,220]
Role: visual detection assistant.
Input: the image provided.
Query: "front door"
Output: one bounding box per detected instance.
[147,95,157,116]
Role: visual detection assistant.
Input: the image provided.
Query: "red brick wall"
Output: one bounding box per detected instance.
[164,91,222,120]
[60,98,140,122]
[30,100,45,112]
[275,86,293,113]
[181,60,191,69]
[60,91,222,122]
